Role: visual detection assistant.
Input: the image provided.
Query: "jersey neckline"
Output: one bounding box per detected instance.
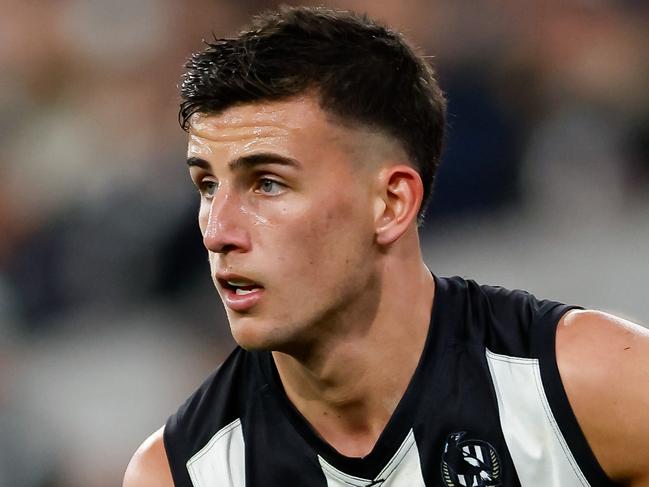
[259,273,447,480]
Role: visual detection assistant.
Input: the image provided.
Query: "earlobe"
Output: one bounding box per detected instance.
[374,166,423,246]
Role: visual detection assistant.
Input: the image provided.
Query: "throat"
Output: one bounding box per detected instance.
[270,267,435,459]
[316,419,385,458]
[273,350,410,458]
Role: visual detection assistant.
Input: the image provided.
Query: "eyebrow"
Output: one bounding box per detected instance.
[186,153,301,170]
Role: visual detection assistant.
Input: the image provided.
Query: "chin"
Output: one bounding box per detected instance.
[228,315,290,352]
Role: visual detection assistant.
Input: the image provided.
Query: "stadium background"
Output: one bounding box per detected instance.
[0,0,647,485]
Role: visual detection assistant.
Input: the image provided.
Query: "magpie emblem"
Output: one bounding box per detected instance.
[441,432,501,487]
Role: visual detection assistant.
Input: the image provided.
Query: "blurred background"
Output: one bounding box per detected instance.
[0,0,647,485]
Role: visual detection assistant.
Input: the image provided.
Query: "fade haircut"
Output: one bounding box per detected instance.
[180,5,446,220]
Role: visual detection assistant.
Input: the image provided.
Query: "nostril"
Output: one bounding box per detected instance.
[219,243,239,254]
[203,233,243,253]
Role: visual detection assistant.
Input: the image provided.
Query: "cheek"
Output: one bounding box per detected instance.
[298,198,371,268]
[198,204,209,236]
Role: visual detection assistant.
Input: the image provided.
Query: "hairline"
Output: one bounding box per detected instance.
[185,89,417,168]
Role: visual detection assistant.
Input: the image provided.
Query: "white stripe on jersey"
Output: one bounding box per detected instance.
[318,429,426,487]
[186,418,246,487]
[486,349,590,486]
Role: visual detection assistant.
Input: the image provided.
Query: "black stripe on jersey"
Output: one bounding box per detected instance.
[533,304,614,487]
[243,354,329,486]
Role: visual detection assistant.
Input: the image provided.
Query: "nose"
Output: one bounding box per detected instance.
[202,189,251,254]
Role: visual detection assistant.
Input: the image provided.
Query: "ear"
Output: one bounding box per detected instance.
[373,165,424,246]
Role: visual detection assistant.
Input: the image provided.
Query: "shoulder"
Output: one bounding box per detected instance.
[171,347,256,432]
[556,309,649,485]
[172,346,253,425]
[443,275,566,319]
[123,427,173,487]
[163,347,262,483]
[439,276,575,355]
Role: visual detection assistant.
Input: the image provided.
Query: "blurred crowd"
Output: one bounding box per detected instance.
[0,1,647,486]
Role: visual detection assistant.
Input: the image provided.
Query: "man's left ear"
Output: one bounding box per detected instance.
[373,165,424,246]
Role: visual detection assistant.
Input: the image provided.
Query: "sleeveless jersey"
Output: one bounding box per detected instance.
[164,275,614,486]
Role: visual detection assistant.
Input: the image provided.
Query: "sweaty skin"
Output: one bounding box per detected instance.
[557,310,649,485]
[186,95,414,357]
[124,96,649,487]
[184,95,432,457]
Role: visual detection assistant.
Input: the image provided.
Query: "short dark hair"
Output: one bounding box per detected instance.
[179,5,446,220]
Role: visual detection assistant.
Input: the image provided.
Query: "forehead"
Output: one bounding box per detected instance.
[191,95,324,132]
[187,96,333,153]
[186,95,406,165]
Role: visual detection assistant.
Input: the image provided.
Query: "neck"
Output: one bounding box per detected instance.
[273,240,435,457]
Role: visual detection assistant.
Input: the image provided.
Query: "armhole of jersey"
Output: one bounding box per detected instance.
[164,412,194,487]
[533,304,613,486]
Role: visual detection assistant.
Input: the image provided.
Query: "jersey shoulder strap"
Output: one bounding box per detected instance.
[437,275,579,358]
[163,347,254,487]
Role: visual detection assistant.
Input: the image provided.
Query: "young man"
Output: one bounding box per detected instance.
[124,6,649,487]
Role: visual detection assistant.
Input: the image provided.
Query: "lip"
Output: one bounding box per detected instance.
[216,273,265,312]
[222,286,265,312]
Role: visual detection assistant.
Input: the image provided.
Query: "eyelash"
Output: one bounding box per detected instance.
[197,179,218,198]
[195,176,286,199]
[254,177,285,195]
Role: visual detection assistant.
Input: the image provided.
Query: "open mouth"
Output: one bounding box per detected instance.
[219,278,264,295]
[218,276,265,312]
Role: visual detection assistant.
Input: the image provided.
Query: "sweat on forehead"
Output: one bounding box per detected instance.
[187,95,317,132]
[186,97,409,168]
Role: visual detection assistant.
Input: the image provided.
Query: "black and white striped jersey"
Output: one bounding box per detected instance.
[164,275,614,486]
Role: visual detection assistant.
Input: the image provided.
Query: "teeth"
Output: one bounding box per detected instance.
[228,279,253,287]
[235,288,254,295]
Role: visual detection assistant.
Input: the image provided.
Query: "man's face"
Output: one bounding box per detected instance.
[187,95,397,352]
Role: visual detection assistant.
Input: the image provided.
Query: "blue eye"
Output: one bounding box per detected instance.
[257,178,284,195]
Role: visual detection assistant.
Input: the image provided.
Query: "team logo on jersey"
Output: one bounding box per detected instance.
[441,431,501,487]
